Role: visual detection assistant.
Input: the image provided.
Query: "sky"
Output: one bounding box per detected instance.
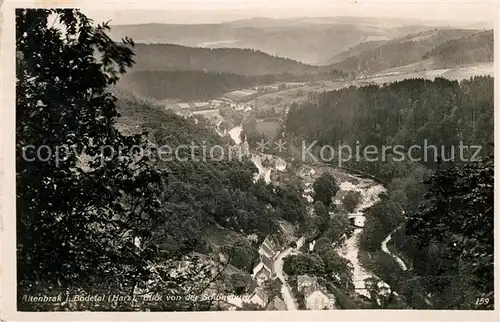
[80,0,497,26]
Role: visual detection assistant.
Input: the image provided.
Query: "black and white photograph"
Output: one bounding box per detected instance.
[2,0,497,316]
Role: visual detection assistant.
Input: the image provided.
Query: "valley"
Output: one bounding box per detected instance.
[15,8,495,313]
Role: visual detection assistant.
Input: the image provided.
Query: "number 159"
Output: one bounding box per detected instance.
[476,298,490,306]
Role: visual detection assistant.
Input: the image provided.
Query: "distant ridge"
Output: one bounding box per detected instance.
[129,43,320,75]
[108,17,435,64]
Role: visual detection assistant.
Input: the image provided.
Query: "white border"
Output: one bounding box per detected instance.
[1,1,499,321]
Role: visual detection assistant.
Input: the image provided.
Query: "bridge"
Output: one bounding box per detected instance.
[338,166,387,185]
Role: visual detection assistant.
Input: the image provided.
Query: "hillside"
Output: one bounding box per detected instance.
[109,18,432,64]
[117,70,339,101]
[114,87,309,256]
[327,29,481,75]
[129,43,318,75]
[322,40,387,65]
[117,70,260,100]
[423,30,493,66]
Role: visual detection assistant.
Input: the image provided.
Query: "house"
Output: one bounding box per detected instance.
[259,236,280,260]
[253,262,272,285]
[249,288,269,307]
[297,275,318,292]
[210,99,225,108]
[194,102,210,109]
[265,297,287,310]
[252,253,274,285]
[178,103,190,109]
[304,284,336,310]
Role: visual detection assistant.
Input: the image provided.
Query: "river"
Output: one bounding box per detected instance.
[335,176,390,298]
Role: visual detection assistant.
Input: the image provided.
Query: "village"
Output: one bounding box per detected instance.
[162,82,311,118]
[220,232,339,311]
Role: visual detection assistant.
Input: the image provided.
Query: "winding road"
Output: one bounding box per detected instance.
[273,247,298,310]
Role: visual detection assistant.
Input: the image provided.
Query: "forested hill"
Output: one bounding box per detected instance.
[423,30,494,66]
[285,76,494,173]
[326,29,483,75]
[129,43,320,75]
[117,70,259,100]
[322,40,387,65]
[116,70,336,101]
[117,68,346,101]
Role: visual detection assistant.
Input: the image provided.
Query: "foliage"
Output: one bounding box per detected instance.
[16,8,167,299]
[403,157,494,309]
[229,272,257,296]
[423,30,493,66]
[312,173,338,207]
[313,201,330,232]
[328,29,482,74]
[264,278,283,301]
[322,212,352,247]
[286,77,493,176]
[342,191,361,213]
[282,253,325,276]
[321,250,353,290]
[360,198,405,252]
[129,43,320,75]
[223,239,259,273]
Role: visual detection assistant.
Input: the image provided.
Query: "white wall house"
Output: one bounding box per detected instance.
[304,285,336,310]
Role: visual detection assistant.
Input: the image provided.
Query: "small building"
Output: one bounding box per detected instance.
[178,103,190,109]
[304,284,336,310]
[194,102,210,109]
[249,288,269,307]
[297,275,318,292]
[253,262,272,285]
[252,253,274,285]
[259,236,280,260]
[265,297,287,310]
[209,99,224,107]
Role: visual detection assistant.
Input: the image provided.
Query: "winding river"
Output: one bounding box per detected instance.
[336,176,390,298]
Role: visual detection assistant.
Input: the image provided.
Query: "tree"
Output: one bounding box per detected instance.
[264,278,283,300]
[321,250,353,290]
[313,201,330,227]
[323,212,351,246]
[224,239,258,273]
[313,237,332,255]
[229,273,257,295]
[404,157,493,309]
[342,191,361,213]
[16,9,170,301]
[283,253,325,276]
[313,173,338,207]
